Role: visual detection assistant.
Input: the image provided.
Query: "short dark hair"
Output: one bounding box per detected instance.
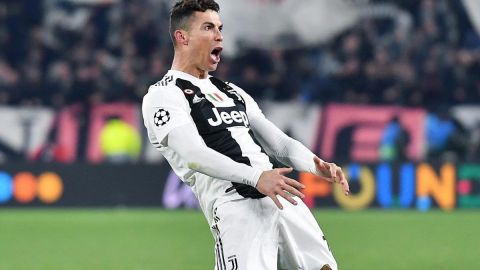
[169,0,220,46]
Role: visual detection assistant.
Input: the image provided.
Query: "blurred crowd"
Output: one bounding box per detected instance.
[0,0,479,162]
[0,0,479,108]
[0,0,171,108]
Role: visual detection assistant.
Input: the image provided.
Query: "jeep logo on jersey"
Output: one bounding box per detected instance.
[207,107,249,127]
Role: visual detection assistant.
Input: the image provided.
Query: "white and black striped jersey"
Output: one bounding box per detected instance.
[142,70,275,219]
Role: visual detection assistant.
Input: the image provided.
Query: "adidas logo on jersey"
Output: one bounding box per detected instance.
[207,108,249,127]
[193,94,205,104]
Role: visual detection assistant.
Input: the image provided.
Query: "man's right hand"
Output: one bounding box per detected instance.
[255,167,305,209]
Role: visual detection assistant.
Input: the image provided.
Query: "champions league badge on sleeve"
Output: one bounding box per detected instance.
[154,108,170,127]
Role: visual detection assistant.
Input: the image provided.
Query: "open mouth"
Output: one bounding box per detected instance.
[210,47,223,63]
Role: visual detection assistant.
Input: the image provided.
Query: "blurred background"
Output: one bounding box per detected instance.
[0,0,479,269]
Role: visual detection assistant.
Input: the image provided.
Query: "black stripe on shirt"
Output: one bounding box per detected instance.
[175,77,265,199]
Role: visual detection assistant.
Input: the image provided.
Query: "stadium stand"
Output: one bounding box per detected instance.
[0,0,479,163]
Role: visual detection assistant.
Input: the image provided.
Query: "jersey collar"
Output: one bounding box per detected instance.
[168,69,212,82]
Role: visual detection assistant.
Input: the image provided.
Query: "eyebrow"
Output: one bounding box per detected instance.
[202,21,223,30]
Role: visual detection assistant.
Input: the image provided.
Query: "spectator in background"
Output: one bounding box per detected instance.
[425,108,468,161]
[379,116,410,161]
[45,61,73,108]
[0,0,477,110]
[467,122,480,161]
[0,61,20,104]
[0,0,479,163]
[100,116,141,163]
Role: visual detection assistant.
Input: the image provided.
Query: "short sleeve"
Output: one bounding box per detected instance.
[142,85,192,145]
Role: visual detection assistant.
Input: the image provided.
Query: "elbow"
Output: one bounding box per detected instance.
[279,137,299,152]
[180,148,206,171]
[187,161,202,170]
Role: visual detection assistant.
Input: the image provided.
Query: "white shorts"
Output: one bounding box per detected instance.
[210,196,337,270]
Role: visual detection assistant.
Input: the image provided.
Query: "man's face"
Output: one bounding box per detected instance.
[184,10,223,72]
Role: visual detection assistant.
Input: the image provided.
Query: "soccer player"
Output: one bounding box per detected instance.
[142,1,350,269]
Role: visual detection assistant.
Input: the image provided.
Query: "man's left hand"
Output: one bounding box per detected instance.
[313,156,349,196]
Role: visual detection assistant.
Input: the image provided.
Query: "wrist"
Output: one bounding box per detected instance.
[310,156,326,176]
[244,167,263,187]
[310,159,321,175]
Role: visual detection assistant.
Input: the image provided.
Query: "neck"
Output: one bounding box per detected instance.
[171,53,208,79]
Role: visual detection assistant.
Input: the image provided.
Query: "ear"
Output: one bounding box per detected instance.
[174,30,189,46]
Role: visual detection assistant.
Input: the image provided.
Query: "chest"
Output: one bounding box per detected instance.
[176,77,250,134]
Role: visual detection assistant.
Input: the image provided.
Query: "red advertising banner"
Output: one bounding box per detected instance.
[316,104,426,162]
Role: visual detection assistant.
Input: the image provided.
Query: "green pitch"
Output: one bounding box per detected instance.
[0,209,478,270]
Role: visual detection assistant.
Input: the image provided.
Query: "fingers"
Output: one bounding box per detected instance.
[269,190,298,210]
[314,157,335,182]
[335,167,350,196]
[276,178,305,206]
[267,178,305,209]
[329,164,337,182]
[317,160,350,196]
[282,182,305,199]
[260,167,309,209]
[342,180,349,196]
[337,169,350,195]
[280,190,298,205]
[269,194,283,210]
[323,162,342,184]
[316,158,350,196]
[283,176,305,190]
[314,157,329,171]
